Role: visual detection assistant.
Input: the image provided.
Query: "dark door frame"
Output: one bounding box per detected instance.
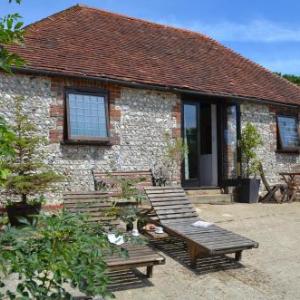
[181,95,241,188]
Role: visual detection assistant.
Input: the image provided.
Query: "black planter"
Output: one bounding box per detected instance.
[126,222,134,232]
[238,178,261,203]
[7,202,42,226]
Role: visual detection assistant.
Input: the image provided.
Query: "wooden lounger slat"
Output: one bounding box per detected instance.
[149,199,190,205]
[155,204,195,210]
[144,186,258,267]
[155,207,197,214]
[145,192,186,198]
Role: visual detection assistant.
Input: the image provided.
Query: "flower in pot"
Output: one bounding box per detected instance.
[0,97,63,226]
[239,122,263,203]
[118,206,139,231]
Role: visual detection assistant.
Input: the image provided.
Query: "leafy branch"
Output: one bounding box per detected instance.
[0,0,25,72]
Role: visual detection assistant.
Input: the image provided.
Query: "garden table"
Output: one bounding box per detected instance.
[279,172,300,202]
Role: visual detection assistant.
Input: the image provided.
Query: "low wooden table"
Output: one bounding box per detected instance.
[279,172,300,202]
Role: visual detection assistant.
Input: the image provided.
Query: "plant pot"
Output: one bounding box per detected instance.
[126,222,134,232]
[238,178,261,203]
[7,202,42,226]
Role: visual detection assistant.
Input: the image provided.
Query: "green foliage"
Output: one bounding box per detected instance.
[240,122,263,178]
[0,211,116,299]
[282,74,300,85]
[0,1,24,73]
[105,176,146,227]
[118,206,139,224]
[153,132,188,185]
[165,132,188,166]
[114,176,146,204]
[0,117,16,185]
[274,72,300,86]
[1,97,63,204]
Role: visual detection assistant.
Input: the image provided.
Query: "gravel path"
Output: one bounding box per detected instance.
[113,202,300,300]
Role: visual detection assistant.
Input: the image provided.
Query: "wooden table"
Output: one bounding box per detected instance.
[279,172,300,202]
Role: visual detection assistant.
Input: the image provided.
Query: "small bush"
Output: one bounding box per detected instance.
[0,211,118,299]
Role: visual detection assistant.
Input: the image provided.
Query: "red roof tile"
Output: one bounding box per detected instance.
[8,4,300,105]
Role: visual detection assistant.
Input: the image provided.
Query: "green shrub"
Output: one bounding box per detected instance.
[240,122,263,178]
[0,117,16,185]
[0,211,118,299]
[1,97,63,205]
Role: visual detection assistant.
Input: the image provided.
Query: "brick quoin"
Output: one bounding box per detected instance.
[49,77,121,144]
[50,104,64,117]
[172,99,182,138]
[49,129,63,143]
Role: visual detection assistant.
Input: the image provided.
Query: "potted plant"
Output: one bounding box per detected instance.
[0,97,62,226]
[153,132,188,186]
[238,122,263,203]
[118,206,139,231]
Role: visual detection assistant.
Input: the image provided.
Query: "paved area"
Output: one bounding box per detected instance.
[113,202,300,300]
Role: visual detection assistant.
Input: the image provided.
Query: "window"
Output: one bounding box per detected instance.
[65,90,109,142]
[277,115,300,151]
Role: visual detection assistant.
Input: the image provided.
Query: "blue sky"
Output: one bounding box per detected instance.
[3,0,300,75]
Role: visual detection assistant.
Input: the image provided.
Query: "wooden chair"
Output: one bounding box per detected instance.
[63,191,165,278]
[144,186,258,268]
[92,170,153,191]
[258,163,287,203]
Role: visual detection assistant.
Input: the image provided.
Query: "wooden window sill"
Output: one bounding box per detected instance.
[61,138,113,146]
[276,149,300,154]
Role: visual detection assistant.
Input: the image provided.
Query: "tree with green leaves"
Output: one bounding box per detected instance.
[0,117,16,184]
[240,122,263,178]
[274,72,300,86]
[0,0,24,72]
[0,97,62,204]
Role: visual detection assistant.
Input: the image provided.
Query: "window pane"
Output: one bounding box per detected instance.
[183,104,198,180]
[68,93,107,139]
[278,116,300,148]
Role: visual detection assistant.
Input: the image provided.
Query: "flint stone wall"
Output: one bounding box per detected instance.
[240,102,300,188]
[1,72,300,203]
[0,73,181,203]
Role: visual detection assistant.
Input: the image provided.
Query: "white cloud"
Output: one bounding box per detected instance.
[262,58,300,74]
[157,18,300,42]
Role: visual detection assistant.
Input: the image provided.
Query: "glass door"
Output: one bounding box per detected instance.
[221,104,241,186]
[182,102,219,187]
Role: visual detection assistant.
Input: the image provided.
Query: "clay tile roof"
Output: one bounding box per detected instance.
[8,4,300,105]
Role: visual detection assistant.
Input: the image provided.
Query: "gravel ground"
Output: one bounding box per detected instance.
[113,202,300,300]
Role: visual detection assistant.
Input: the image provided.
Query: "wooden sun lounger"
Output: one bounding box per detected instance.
[63,192,165,278]
[144,186,259,268]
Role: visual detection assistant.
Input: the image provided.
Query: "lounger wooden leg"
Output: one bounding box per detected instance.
[188,243,200,268]
[235,251,242,261]
[146,265,153,278]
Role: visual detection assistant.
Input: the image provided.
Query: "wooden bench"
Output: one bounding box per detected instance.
[144,186,259,268]
[92,170,153,191]
[63,191,165,278]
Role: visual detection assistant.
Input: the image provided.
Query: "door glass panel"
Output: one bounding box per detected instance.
[199,104,218,186]
[223,105,238,179]
[183,104,198,180]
